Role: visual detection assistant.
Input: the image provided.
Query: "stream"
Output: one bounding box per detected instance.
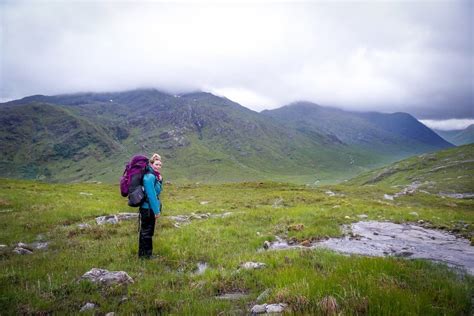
[266,221,474,275]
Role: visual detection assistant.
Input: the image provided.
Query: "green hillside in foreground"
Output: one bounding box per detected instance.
[0,176,473,314]
[346,143,474,195]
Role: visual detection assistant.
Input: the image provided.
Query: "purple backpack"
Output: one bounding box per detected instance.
[120,155,149,206]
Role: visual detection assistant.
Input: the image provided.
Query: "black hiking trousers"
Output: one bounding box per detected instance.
[138,207,156,258]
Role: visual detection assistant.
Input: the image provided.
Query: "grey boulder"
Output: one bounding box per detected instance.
[251,304,267,314]
[80,302,97,312]
[241,262,266,270]
[250,303,287,314]
[266,303,287,313]
[96,215,119,225]
[81,268,134,286]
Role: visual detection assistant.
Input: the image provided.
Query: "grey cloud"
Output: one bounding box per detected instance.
[1,1,472,119]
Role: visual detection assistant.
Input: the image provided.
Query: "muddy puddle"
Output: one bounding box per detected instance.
[265,221,474,275]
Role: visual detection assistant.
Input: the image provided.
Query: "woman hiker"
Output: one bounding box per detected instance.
[139,153,163,259]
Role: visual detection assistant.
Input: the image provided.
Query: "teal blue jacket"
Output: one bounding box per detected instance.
[141,166,162,215]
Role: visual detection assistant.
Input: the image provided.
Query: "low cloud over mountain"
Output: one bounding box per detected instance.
[1,1,472,119]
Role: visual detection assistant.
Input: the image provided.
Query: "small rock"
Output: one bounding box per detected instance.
[250,304,267,314]
[195,262,208,275]
[81,268,134,285]
[78,223,91,229]
[79,192,93,196]
[300,240,312,247]
[256,289,271,303]
[13,247,33,255]
[319,296,338,315]
[409,212,419,217]
[266,303,287,313]
[383,194,394,200]
[200,201,209,205]
[105,313,115,316]
[418,220,425,224]
[80,302,96,312]
[357,214,368,219]
[325,190,336,197]
[17,242,31,250]
[332,205,341,208]
[168,215,190,223]
[96,215,119,225]
[0,244,7,249]
[116,213,139,221]
[344,216,351,219]
[241,262,266,270]
[13,242,35,254]
[263,241,271,250]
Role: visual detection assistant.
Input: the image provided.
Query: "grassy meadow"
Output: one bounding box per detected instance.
[0,177,473,315]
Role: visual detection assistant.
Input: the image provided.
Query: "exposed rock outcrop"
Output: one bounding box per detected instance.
[80,268,134,286]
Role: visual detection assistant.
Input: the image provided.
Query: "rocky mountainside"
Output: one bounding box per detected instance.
[435,125,474,146]
[0,103,121,181]
[2,90,361,183]
[0,89,456,183]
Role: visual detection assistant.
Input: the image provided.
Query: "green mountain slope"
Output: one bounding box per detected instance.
[0,89,457,184]
[262,102,454,159]
[435,125,474,146]
[0,103,122,181]
[2,90,371,183]
[346,144,474,194]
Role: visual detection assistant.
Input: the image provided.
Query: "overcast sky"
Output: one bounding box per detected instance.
[1,0,473,128]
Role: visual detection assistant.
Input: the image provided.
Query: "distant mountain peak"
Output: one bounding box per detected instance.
[434,124,474,146]
[263,101,453,152]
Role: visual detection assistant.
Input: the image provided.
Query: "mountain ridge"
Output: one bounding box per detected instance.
[0,89,454,183]
[435,124,474,146]
[262,100,453,156]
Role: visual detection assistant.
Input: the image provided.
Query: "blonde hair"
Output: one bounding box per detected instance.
[150,153,161,163]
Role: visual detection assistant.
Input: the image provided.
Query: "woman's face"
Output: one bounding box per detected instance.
[151,159,162,172]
